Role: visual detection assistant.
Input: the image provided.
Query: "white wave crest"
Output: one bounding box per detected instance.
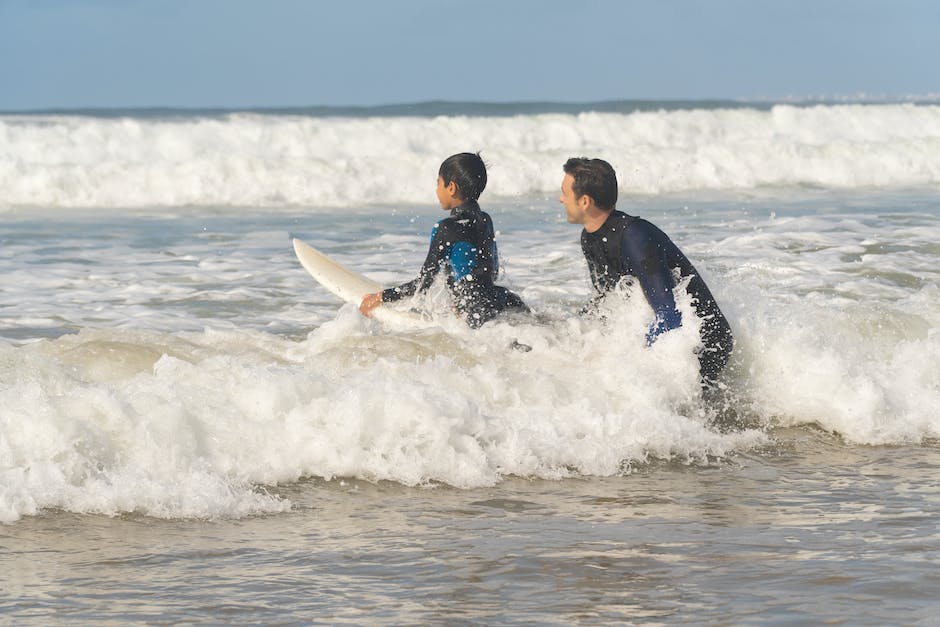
[2,104,940,209]
[0,308,766,522]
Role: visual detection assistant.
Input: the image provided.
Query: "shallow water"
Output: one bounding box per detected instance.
[2,186,939,622]
[3,430,939,625]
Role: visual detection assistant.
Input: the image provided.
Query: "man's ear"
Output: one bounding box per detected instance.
[578,194,592,210]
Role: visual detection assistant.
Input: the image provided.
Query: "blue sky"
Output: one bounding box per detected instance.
[1,0,938,110]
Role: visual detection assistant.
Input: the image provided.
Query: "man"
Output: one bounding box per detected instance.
[559,157,733,389]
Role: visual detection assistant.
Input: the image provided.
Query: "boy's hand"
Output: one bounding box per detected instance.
[359,292,383,317]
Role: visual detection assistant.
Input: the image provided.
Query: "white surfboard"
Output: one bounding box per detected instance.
[292,237,431,329]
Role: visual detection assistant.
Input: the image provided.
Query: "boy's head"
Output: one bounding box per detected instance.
[439,152,487,201]
[562,157,617,211]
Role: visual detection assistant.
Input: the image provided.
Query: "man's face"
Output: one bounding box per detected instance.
[560,173,585,224]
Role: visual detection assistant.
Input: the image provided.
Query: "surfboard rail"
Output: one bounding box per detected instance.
[292,237,430,329]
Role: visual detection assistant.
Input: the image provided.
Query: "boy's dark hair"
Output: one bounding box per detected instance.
[440,152,487,201]
[563,157,617,210]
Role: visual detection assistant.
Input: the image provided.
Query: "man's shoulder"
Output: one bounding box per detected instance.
[619,213,659,234]
[603,210,640,234]
[611,210,634,223]
[620,216,679,252]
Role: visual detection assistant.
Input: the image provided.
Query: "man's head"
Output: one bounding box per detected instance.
[560,157,617,228]
[439,152,487,202]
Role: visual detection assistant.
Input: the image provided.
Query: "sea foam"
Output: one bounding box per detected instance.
[0,296,770,523]
[3,260,939,523]
[2,104,939,210]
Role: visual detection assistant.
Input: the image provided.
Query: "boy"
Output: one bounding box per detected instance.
[360,153,527,328]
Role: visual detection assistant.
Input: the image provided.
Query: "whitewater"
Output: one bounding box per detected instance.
[2,101,940,624]
[2,102,940,209]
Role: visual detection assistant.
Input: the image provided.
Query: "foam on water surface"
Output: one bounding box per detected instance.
[1,114,938,521]
[2,104,940,210]
[0,297,769,523]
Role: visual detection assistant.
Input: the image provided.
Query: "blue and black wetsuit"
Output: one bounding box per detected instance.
[382,200,528,328]
[581,210,733,386]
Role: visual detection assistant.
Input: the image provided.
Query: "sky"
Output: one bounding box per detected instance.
[1,0,938,111]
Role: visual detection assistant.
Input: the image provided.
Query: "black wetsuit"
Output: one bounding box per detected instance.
[382,200,528,328]
[581,210,733,386]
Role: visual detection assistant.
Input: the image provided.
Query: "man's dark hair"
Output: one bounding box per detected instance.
[440,152,487,201]
[563,157,617,210]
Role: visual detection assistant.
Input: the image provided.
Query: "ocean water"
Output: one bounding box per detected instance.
[2,102,940,624]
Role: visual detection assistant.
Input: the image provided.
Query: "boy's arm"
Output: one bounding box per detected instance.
[359,292,383,316]
[382,222,450,303]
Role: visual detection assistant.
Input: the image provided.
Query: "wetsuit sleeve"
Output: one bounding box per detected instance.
[621,233,682,344]
[382,222,450,303]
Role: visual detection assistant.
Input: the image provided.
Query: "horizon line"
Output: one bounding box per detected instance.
[3,94,939,117]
